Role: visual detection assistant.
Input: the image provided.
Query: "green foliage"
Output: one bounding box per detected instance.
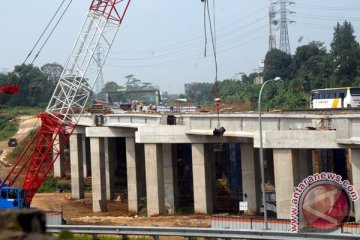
[0,64,57,107]
[57,230,74,240]
[38,177,71,193]
[0,118,18,141]
[263,49,293,81]
[186,82,214,104]
[6,128,37,164]
[138,207,148,217]
[331,21,360,86]
[0,107,40,142]
[1,106,41,116]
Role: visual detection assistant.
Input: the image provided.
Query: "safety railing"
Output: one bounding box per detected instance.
[47,225,360,239]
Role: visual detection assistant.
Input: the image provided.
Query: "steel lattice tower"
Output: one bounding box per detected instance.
[279,0,291,54]
[95,43,105,98]
[269,1,277,51]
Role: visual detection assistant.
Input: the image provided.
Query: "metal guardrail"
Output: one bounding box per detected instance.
[47,225,360,239]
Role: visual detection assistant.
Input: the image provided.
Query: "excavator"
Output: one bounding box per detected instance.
[0,0,132,209]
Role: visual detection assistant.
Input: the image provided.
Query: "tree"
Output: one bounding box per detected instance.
[104,81,120,91]
[331,21,360,86]
[186,82,214,103]
[3,64,51,107]
[292,42,333,91]
[263,49,293,81]
[293,42,325,70]
[40,63,63,85]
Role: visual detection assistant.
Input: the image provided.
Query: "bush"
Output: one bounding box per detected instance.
[38,177,71,193]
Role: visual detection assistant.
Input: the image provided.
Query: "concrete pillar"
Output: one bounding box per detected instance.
[126,137,140,212]
[104,138,115,201]
[53,134,65,177]
[192,143,213,214]
[241,144,261,214]
[145,144,165,216]
[273,149,295,219]
[163,143,175,213]
[350,149,360,221]
[81,134,90,178]
[90,137,107,212]
[293,149,313,185]
[206,144,217,211]
[70,134,84,199]
[136,144,147,202]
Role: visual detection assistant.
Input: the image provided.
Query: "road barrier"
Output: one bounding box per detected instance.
[47,224,360,239]
[211,215,360,234]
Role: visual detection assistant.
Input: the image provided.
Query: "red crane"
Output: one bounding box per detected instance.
[0,0,131,207]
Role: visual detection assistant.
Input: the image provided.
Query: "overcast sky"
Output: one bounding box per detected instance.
[1,0,360,94]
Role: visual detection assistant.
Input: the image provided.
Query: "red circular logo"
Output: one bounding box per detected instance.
[301,183,350,231]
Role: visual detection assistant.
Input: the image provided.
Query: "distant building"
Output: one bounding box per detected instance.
[254,60,264,85]
[258,60,265,72]
[106,87,161,106]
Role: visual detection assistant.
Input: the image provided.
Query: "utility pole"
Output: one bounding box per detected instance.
[278,0,295,54]
[269,1,277,51]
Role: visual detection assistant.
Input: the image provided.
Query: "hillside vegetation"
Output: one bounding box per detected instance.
[0,107,40,142]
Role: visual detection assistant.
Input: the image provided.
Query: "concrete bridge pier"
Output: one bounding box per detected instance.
[241,144,261,214]
[350,148,360,221]
[145,143,165,216]
[105,138,116,201]
[81,134,90,178]
[273,149,313,219]
[163,143,177,214]
[53,134,65,177]
[70,133,85,199]
[90,137,107,212]
[126,137,146,213]
[192,143,214,214]
[273,149,295,219]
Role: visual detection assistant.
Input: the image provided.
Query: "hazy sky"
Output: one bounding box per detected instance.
[1,0,360,94]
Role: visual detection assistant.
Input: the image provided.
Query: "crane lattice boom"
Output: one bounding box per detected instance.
[0,0,131,205]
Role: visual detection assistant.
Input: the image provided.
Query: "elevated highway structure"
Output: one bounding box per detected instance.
[57,110,360,220]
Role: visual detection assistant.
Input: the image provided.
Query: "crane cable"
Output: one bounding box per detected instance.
[30,0,73,65]
[0,0,73,106]
[203,0,221,126]
[23,0,68,64]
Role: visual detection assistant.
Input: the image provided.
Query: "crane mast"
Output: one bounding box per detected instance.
[0,0,131,206]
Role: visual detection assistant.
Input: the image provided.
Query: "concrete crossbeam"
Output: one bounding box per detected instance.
[86,127,135,138]
[256,130,340,149]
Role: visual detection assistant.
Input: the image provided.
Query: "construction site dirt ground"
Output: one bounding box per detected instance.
[31,192,211,227]
[0,116,211,228]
